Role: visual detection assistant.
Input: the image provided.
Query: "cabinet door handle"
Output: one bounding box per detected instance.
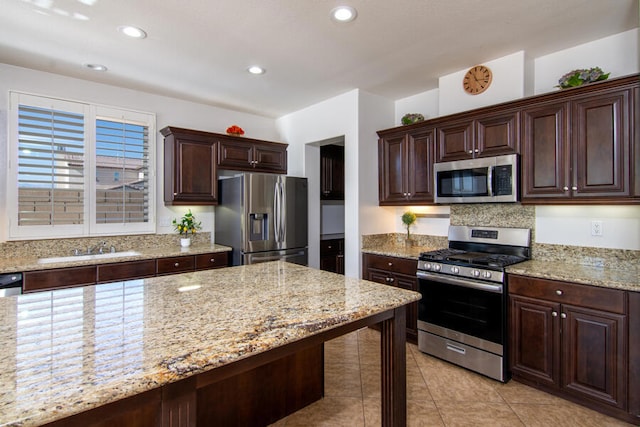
[474,149,479,153]
[556,290,563,296]
[563,186,569,191]
[560,313,567,319]
[552,311,558,317]
[571,186,577,191]
[388,278,395,283]
[174,262,180,267]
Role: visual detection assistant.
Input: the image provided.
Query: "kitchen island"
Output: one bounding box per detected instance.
[0,261,420,427]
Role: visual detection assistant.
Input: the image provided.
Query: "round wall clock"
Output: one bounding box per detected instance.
[463,65,492,95]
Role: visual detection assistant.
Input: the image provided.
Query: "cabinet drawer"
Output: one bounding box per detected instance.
[508,275,626,314]
[157,256,195,275]
[97,260,157,283]
[24,266,96,292]
[364,253,417,276]
[320,239,343,256]
[195,252,229,270]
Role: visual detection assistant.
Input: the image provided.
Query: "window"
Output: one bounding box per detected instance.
[8,92,156,239]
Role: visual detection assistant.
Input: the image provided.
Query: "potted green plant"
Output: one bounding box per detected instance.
[401,211,417,246]
[172,209,202,247]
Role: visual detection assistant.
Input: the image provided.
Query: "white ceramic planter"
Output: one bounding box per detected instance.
[180,237,191,247]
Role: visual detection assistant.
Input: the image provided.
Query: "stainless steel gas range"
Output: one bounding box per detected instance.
[416,225,531,382]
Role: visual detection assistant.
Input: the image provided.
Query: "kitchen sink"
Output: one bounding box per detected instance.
[37,250,142,264]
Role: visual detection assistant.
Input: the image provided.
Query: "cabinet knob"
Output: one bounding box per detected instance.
[210,258,215,263]
[552,311,558,317]
[173,192,178,196]
[560,313,567,319]
[328,245,332,249]
[556,290,563,296]
[571,186,577,191]
[174,262,180,267]
[474,149,479,153]
[388,262,393,266]
[563,186,569,191]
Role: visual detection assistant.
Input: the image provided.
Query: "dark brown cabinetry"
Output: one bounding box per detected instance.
[218,137,287,173]
[509,275,632,421]
[23,265,97,292]
[521,76,638,203]
[23,252,229,293]
[435,110,520,162]
[97,259,157,283]
[320,145,344,200]
[320,238,344,274]
[161,126,218,206]
[377,74,639,205]
[362,253,418,342]
[378,127,435,205]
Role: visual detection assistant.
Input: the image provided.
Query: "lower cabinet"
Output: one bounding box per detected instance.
[362,253,418,343]
[320,238,344,274]
[23,251,230,292]
[509,274,633,422]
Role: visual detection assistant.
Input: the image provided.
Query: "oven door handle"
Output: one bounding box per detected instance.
[416,270,503,294]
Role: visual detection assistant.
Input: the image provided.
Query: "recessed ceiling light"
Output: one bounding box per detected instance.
[247,66,266,75]
[330,6,357,22]
[85,63,107,71]
[117,25,147,39]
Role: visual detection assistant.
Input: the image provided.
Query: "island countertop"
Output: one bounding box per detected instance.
[0,261,420,427]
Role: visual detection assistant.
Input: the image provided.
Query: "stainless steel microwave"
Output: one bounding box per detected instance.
[433,154,519,203]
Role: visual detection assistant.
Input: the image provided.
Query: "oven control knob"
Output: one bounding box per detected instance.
[433,264,441,272]
[472,270,481,277]
[450,266,459,274]
[482,271,492,279]
[425,263,432,270]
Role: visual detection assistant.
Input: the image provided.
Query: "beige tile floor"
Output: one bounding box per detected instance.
[272,328,634,427]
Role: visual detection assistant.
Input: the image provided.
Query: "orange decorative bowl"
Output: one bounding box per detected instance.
[226,125,244,136]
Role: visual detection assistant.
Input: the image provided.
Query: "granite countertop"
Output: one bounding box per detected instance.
[0,261,421,427]
[0,243,232,274]
[362,244,639,293]
[506,260,640,293]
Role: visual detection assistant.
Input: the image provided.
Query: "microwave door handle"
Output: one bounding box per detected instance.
[487,166,494,197]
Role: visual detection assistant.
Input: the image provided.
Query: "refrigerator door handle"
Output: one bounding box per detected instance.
[279,179,286,242]
[274,178,285,243]
[274,180,281,243]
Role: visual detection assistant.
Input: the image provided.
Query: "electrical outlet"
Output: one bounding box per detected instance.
[591,220,603,236]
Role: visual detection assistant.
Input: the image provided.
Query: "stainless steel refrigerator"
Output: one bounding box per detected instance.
[215,173,308,266]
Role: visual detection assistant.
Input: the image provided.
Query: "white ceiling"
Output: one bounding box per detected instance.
[1,0,638,118]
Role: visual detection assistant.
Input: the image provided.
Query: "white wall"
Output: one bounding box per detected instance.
[395,88,439,127]
[439,51,528,116]
[0,63,278,243]
[534,29,640,95]
[390,30,640,251]
[276,90,359,273]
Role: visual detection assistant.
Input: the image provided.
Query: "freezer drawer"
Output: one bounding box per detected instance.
[243,248,308,266]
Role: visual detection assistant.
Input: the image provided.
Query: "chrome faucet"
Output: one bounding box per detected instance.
[87,241,107,254]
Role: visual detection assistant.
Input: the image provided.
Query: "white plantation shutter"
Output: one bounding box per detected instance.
[94,116,150,225]
[17,104,85,226]
[8,92,156,239]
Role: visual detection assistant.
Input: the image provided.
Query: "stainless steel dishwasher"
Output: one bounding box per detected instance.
[0,273,23,297]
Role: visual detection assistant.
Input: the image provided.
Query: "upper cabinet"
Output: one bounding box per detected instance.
[436,109,520,162]
[218,137,287,174]
[161,126,218,205]
[161,127,288,205]
[378,127,435,205]
[521,75,638,204]
[320,144,344,200]
[377,73,639,206]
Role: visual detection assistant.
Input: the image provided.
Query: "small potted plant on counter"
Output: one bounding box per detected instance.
[401,211,417,247]
[173,209,201,247]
